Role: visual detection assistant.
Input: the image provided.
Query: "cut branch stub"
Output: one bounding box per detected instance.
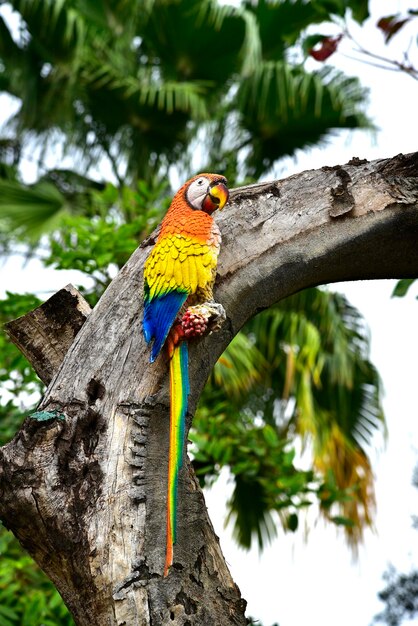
[5,284,91,384]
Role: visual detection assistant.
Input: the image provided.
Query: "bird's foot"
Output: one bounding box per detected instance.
[181,302,226,339]
[166,303,226,356]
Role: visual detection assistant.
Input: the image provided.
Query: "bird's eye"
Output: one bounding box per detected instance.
[196,179,204,185]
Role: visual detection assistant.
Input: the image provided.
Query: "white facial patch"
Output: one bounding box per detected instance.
[186,176,210,210]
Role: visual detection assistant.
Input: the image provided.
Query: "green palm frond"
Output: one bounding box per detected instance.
[84,63,210,119]
[244,0,331,59]
[2,0,372,182]
[0,15,23,64]
[226,475,278,550]
[0,179,68,239]
[141,0,248,84]
[251,289,384,544]
[196,287,384,550]
[2,1,85,136]
[237,62,372,176]
[137,81,208,118]
[0,170,109,240]
[212,332,268,400]
[75,0,143,31]
[196,1,238,30]
[195,1,262,75]
[252,289,384,439]
[10,0,85,58]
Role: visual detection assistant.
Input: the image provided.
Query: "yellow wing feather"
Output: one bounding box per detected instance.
[188,255,198,292]
[144,233,218,299]
[181,256,190,287]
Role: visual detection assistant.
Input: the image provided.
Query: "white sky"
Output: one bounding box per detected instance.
[1,1,418,625]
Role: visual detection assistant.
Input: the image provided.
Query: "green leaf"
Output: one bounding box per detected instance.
[245,0,331,56]
[348,0,370,23]
[392,278,416,298]
[0,606,18,620]
[312,0,345,18]
[237,63,372,176]
[9,0,85,59]
[262,425,278,447]
[0,180,67,239]
[330,515,356,527]
[287,513,299,532]
[142,0,248,83]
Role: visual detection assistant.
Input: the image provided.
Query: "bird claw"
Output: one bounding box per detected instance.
[166,303,226,355]
[181,302,226,339]
[202,302,226,333]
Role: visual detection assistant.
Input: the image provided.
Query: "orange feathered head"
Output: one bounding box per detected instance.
[177,173,229,215]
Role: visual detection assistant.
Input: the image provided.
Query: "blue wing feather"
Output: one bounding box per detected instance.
[143,288,188,362]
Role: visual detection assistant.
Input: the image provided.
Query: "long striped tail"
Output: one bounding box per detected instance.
[164,340,189,577]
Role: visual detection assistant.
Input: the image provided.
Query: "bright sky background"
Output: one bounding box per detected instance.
[1,1,418,625]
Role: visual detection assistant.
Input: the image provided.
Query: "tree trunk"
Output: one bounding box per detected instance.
[1,153,418,625]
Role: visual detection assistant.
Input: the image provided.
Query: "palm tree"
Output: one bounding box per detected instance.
[194,288,384,549]
[0,0,370,189]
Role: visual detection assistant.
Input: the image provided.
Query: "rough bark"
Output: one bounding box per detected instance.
[5,284,91,384]
[0,152,417,625]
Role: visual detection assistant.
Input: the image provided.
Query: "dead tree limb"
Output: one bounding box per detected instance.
[5,284,91,384]
[0,152,417,626]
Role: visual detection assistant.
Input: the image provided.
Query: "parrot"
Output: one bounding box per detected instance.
[142,173,229,576]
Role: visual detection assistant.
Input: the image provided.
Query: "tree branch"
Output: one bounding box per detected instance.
[0,152,417,625]
[4,285,91,385]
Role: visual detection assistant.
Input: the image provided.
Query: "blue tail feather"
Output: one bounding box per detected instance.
[143,290,188,362]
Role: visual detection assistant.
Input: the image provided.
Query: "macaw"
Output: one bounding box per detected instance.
[143,173,229,576]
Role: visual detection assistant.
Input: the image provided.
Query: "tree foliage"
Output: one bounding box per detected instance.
[0,525,74,626]
[194,288,383,548]
[0,0,371,189]
[374,566,418,626]
[372,465,418,626]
